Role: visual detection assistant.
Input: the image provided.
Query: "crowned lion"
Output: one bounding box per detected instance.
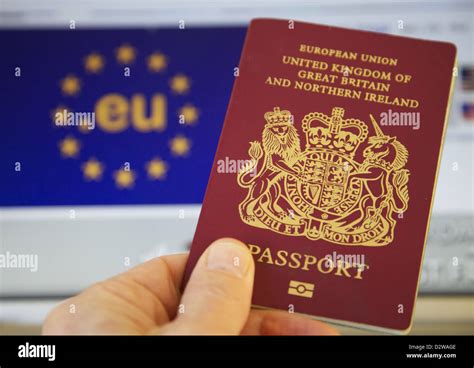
[238,107,302,222]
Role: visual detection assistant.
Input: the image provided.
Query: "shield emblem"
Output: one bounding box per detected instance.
[299,154,349,210]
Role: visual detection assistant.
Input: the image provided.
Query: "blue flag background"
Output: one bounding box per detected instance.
[0,27,246,206]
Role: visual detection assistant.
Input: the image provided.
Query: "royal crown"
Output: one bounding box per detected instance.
[264,107,293,125]
[301,107,368,157]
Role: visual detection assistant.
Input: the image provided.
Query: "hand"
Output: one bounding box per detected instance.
[43,238,339,335]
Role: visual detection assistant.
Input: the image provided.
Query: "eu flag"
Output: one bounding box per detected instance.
[0,27,246,206]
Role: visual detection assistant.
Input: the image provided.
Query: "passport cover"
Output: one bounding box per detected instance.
[184,19,456,333]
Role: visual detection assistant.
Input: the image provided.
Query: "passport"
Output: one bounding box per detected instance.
[184,19,456,333]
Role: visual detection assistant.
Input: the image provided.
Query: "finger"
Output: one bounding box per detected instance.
[43,253,189,335]
[156,238,255,335]
[124,253,189,296]
[157,253,189,288]
[241,309,340,335]
[111,253,189,320]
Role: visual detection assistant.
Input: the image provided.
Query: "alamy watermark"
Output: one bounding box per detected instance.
[380,109,420,130]
[217,156,257,177]
[323,251,366,270]
[18,343,55,361]
[55,109,95,130]
[0,251,38,272]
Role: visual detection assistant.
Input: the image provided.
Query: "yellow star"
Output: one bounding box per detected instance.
[58,136,80,158]
[113,169,136,189]
[51,105,72,125]
[179,104,199,125]
[148,52,167,73]
[145,158,168,180]
[81,158,104,181]
[116,44,136,65]
[170,74,191,94]
[84,52,105,73]
[60,74,81,96]
[170,135,191,157]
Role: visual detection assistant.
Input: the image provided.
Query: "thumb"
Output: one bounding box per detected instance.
[159,238,255,335]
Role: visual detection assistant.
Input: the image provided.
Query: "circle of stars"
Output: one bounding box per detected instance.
[55,43,198,189]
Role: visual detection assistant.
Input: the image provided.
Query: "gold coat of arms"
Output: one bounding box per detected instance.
[237,107,410,246]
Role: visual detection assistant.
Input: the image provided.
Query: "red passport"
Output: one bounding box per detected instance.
[184,19,456,333]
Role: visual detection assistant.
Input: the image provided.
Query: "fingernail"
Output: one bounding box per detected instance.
[207,240,251,278]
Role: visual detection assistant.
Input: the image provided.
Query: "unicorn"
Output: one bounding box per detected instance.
[341,114,410,242]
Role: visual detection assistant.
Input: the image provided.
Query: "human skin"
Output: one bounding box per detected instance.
[43,238,339,335]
